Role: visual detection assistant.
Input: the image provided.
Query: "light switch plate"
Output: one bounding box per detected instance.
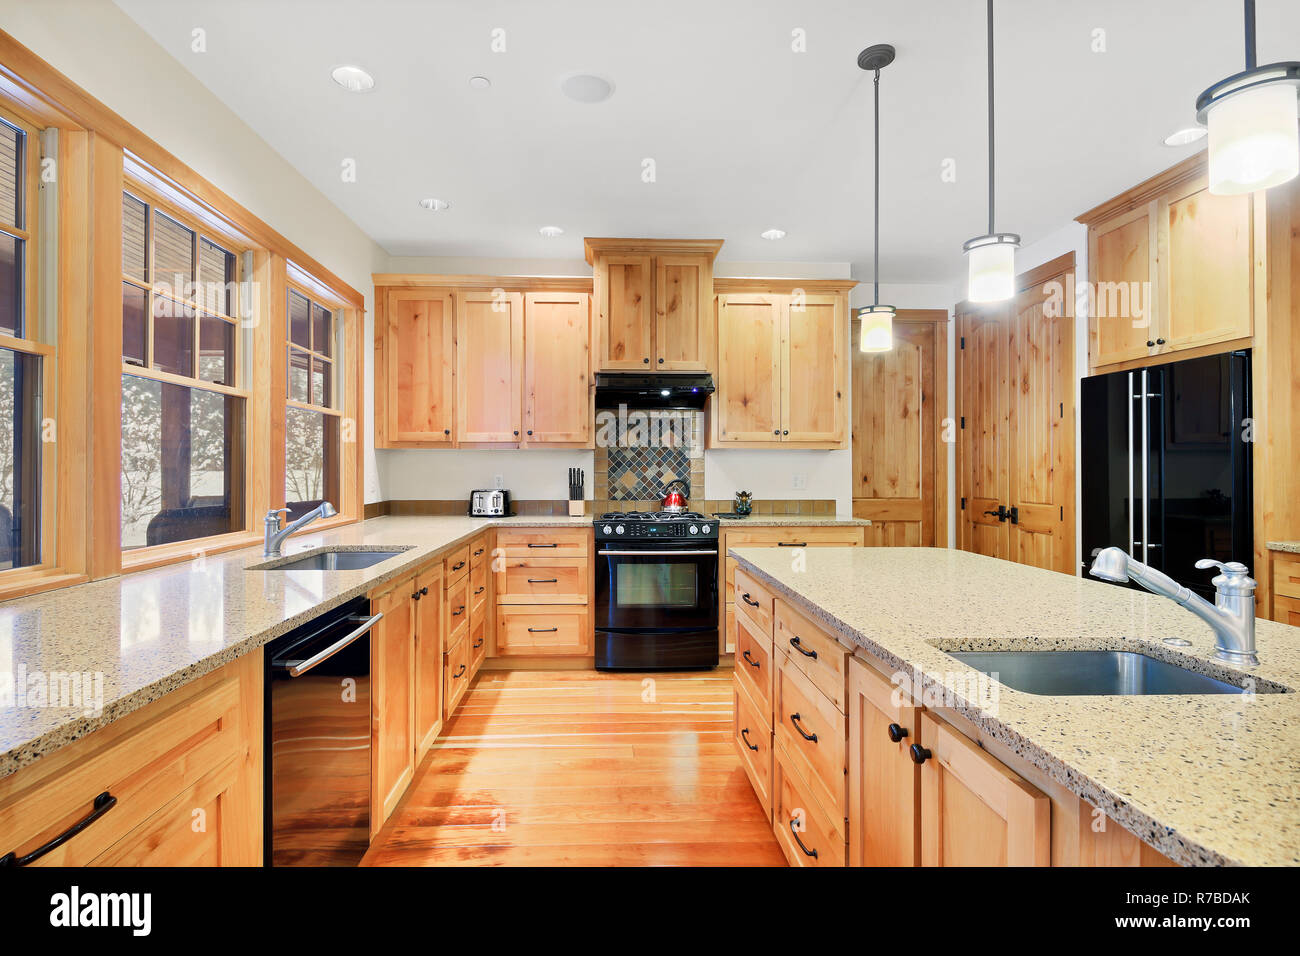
[493,474,505,489]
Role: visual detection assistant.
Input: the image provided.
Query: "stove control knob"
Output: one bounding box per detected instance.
[688,524,698,535]
[701,524,711,534]
[602,525,613,535]
[615,525,625,535]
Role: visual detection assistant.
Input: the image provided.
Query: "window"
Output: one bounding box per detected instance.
[120,189,246,550]
[0,113,46,573]
[285,286,341,521]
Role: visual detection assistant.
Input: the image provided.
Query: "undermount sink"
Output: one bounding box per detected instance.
[250,548,407,572]
[946,650,1280,696]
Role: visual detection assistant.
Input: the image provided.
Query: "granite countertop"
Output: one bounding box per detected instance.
[1268,541,1300,554]
[716,516,871,527]
[727,545,1300,867]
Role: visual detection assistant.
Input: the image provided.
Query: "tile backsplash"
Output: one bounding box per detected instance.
[594,410,705,509]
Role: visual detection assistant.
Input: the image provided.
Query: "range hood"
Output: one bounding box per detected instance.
[594,372,714,409]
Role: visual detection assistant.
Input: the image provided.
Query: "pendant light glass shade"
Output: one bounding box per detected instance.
[858,305,895,353]
[1204,80,1300,195]
[963,233,1019,303]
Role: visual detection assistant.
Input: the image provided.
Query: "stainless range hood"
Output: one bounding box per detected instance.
[594,372,714,409]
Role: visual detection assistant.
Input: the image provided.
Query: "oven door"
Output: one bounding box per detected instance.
[595,545,718,632]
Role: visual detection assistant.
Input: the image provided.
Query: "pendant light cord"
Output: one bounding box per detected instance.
[873,67,881,307]
[1244,0,1257,70]
[986,0,995,236]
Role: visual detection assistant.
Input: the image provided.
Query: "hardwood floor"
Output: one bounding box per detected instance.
[362,668,785,866]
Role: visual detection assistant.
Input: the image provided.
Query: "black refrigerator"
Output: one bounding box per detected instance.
[1081,350,1252,601]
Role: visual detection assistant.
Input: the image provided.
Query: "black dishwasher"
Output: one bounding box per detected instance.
[264,596,379,866]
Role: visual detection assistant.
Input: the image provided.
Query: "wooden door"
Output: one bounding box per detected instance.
[1089,204,1157,368]
[957,303,1011,560]
[523,292,590,444]
[1007,274,1075,573]
[918,713,1049,866]
[595,254,654,369]
[782,294,845,443]
[848,658,920,866]
[852,317,940,545]
[1161,177,1254,351]
[654,254,712,370]
[385,290,455,443]
[371,583,415,831]
[715,293,783,442]
[413,565,444,761]
[456,290,523,443]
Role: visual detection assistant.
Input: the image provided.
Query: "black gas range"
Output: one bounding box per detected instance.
[592,512,719,671]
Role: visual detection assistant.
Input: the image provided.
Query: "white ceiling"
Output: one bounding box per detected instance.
[113,0,1300,283]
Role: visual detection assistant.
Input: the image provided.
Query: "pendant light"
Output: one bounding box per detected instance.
[857,43,896,353]
[963,0,1019,303]
[1196,0,1299,196]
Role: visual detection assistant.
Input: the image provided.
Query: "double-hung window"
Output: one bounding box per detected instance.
[285,285,341,521]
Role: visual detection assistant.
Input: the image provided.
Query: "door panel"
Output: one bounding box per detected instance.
[1089,205,1156,368]
[716,294,783,441]
[524,292,590,444]
[654,255,711,370]
[596,255,654,369]
[958,306,1010,560]
[782,295,844,442]
[456,290,523,443]
[1163,180,1253,350]
[386,291,455,443]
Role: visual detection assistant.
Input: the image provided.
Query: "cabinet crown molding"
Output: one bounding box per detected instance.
[582,237,724,265]
[714,277,858,295]
[1076,153,1206,226]
[372,274,593,292]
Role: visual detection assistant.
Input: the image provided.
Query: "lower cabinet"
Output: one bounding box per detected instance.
[848,656,921,866]
[772,747,847,867]
[413,563,445,762]
[371,580,416,833]
[444,633,470,717]
[732,675,773,816]
[496,606,592,656]
[494,528,593,658]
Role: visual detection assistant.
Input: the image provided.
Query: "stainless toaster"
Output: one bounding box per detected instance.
[469,489,510,516]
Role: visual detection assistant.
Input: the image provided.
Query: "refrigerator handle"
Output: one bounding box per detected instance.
[1127,371,1135,560]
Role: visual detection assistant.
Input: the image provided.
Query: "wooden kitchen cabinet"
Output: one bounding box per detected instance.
[847,656,921,866]
[371,579,416,831]
[592,252,654,369]
[715,293,783,440]
[413,563,445,762]
[456,289,524,443]
[523,291,591,445]
[654,254,713,370]
[379,289,456,445]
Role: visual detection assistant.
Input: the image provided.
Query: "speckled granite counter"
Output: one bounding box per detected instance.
[728,546,1300,867]
[0,515,591,777]
[717,517,871,527]
[1268,541,1300,554]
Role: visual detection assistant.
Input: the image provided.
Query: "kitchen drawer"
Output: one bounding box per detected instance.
[733,566,775,635]
[734,607,774,721]
[495,528,590,558]
[496,606,592,656]
[445,574,470,643]
[774,652,847,833]
[1274,554,1300,601]
[725,526,864,548]
[772,746,846,867]
[469,536,489,569]
[470,560,488,607]
[443,545,470,584]
[495,557,589,604]
[774,598,849,712]
[444,634,470,721]
[733,677,773,819]
[469,614,487,674]
[0,653,259,868]
[1274,594,1300,627]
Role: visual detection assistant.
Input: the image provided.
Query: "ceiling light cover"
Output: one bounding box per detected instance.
[1204,80,1299,194]
[331,65,375,93]
[858,305,895,353]
[965,234,1019,303]
[418,198,450,211]
[1163,126,1208,146]
[539,226,564,238]
[560,73,614,104]
[760,228,786,240]
[469,76,491,90]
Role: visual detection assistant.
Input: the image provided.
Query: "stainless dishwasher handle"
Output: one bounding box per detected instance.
[285,612,383,677]
[598,550,718,556]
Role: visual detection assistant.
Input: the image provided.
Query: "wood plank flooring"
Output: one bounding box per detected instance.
[362,668,785,866]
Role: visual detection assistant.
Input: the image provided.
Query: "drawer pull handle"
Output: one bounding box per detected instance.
[527,578,558,584]
[474,586,485,595]
[909,744,932,765]
[740,727,759,752]
[420,586,429,596]
[789,636,817,659]
[527,543,559,548]
[452,664,466,679]
[887,723,908,743]
[473,637,484,649]
[789,818,819,859]
[789,713,818,743]
[0,791,117,867]
[474,548,485,556]
[742,650,761,669]
[777,542,807,548]
[451,561,466,571]
[411,590,422,601]
[528,627,558,633]
[453,605,466,616]
[741,593,761,608]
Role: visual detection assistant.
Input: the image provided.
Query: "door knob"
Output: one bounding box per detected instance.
[886,723,908,742]
[909,744,931,765]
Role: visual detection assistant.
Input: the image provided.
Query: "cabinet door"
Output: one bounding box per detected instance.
[1161,178,1254,351]
[595,254,654,369]
[443,636,469,721]
[385,290,455,443]
[413,566,444,761]
[524,292,591,444]
[456,290,523,443]
[918,712,1049,866]
[847,658,920,866]
[1089,204,1157,368]
[372,583,415,830]
[654,254,712,370]
[782,294,845,443]
[957,304,1011,561]
[715,294,783,441]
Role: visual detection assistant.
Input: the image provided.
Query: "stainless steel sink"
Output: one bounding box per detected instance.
[947,650,1273,696]
[251,549,407,571]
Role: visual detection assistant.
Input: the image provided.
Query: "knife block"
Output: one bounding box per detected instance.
[568,499,585,517]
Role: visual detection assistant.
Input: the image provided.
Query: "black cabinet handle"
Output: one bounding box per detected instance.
[451,561,465,571]
[740,727,759,752]
[887,722,908,743]
[789,818,818,859]
[473,637,483,649]
[411,590,421,601]
[452,664,466,679]
[789,636,817,659]
[474,548,485,556]
[444,428,450,436]
[0,791,117,867]
[742,650,761,669]
[789,712,818,743]
[513,430,519,436]
[777,542,807,548]
[474,586,485,595]
[452,605,465,616]
[773,429,780,435]
[1146,339,1155,347]
[741,593,760,608]
[657,357,664,364]
[526,429,533,435]
[527,543,558,548]
[1156,337,1165,345]
[527,626,558,633]
[420,586,429,596]
[527,578,558,584]
[782,430,789,436]
[643,357,650,364]
[909,744,931,765]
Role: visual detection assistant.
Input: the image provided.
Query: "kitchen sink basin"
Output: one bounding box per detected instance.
[946,650,1275,696]
[251,548,407,571]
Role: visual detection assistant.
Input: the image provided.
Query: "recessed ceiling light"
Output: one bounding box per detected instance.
[560,73,615,104]
[539,226,564,238]
[330,65,375,93]
[761,228,787,241]
[469,76,491,91]
[1163,126,1207,147]
[418,198,450,211]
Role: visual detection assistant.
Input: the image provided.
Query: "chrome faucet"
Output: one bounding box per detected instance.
[1088,547,1258,667]
[263,502,338,557]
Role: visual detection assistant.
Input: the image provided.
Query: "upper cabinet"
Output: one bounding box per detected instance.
[380,289,456,445]
[524,292,592,445]
[456,290,523,443]
[586,238,722,372]
[1079,154,1260,372]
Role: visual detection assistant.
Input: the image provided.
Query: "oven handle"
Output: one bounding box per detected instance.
[598,549,718,556]
[281,612,382,677]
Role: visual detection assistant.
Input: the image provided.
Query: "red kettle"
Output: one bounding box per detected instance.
[662,478,690,513]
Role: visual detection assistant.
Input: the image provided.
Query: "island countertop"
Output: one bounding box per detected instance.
[727,545,1300,867]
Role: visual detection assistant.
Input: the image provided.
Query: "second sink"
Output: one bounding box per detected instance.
[946,650,1278,696]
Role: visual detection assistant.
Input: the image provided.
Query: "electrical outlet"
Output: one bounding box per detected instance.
[792,473,808,491]
[493,474,504,489]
